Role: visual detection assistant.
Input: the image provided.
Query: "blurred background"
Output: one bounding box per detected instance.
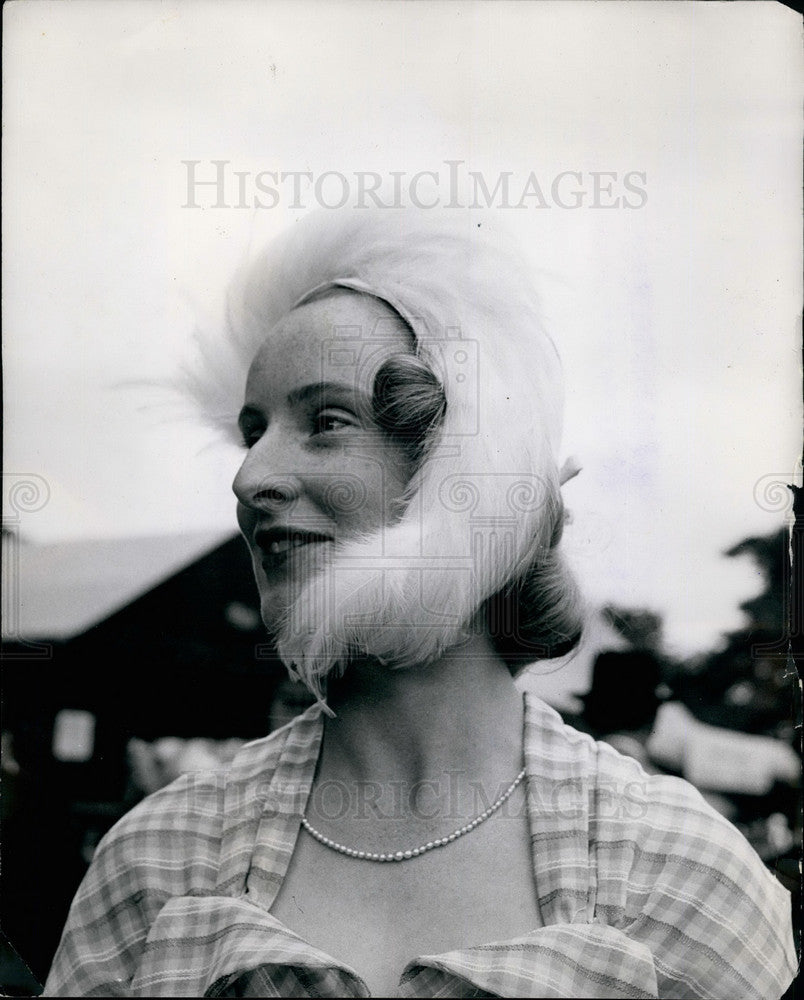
[2,1,801,993]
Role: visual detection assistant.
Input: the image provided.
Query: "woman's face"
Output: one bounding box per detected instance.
[232,292,415,630]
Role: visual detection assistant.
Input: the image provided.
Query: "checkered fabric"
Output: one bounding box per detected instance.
[44,693,797,998]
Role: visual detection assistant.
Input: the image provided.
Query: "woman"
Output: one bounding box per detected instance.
[45,210,796,998]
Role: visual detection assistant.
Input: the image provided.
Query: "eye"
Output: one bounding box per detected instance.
[240,429,261,449]
[238,413,266,448]
[313,408,357,435]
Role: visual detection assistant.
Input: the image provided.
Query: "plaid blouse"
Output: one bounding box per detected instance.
[44,693,797,998]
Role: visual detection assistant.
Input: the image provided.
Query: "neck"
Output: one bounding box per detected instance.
[320,635,524,790]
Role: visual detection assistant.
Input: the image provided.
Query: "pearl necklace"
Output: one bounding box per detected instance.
[301,767,526,862]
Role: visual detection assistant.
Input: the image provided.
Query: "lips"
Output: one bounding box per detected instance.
[255,526,333,573]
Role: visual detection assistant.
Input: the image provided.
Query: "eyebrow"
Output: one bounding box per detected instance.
[285,381,368,409]
[238,380,371,430]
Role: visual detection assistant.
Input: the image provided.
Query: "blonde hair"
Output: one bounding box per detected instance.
[186,209,583,696]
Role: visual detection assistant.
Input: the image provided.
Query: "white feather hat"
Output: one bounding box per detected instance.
[186,208,568,697]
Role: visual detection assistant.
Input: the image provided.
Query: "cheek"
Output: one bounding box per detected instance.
[327,449,412,531]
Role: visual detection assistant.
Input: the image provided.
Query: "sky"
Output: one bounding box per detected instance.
[3,0,802,657]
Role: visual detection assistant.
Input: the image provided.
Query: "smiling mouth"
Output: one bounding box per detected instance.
[255,527,333,572]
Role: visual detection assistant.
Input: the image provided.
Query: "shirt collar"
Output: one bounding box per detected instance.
[221,690,595,924]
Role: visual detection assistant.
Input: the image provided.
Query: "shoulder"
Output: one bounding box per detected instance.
[91,769,228,899]
[43,722,298,996]
[523,695,797,998]
[95,721,295,894]
[591,736,796,998]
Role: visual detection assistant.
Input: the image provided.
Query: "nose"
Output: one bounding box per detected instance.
[232,439,302,516]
